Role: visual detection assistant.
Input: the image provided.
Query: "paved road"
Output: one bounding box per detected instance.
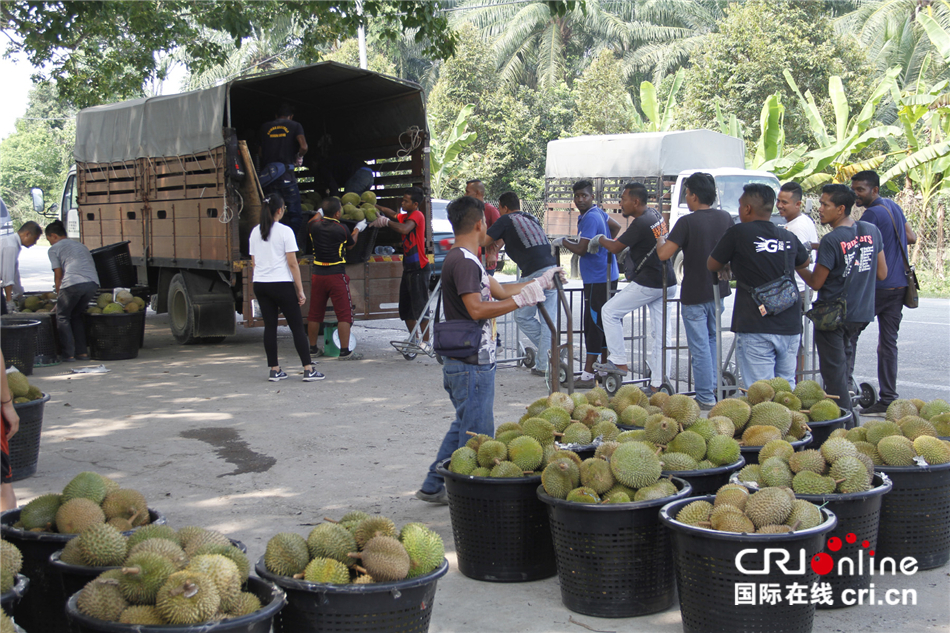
[14,244,949,403]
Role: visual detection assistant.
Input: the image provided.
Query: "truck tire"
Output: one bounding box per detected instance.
[168,273,198,344]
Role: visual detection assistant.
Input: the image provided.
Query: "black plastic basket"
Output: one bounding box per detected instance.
[9,393,50,481]
[0,508,166,633]
[740,432,812,465]
[806,412,852,447]
[875,462,950,570]
[90,241,136,289]
[660,496,837,633]
[345,225,380,265]
[2,313,59,365]
[437,458,556,582]
[255,556,448,633]
[0,573,29,612]
[83,311,146,360]
[65,575,285,633]
[795,473,892,608]
[537,477,692,618]
[663,457,746,497]
[1,320,39,375]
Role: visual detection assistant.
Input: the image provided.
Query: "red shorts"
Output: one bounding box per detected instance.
[308,273,354,324]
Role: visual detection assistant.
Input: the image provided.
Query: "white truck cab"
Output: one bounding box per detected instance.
[667,167,782,230]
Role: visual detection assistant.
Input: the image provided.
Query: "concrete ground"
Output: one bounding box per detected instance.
[8,306,949,633]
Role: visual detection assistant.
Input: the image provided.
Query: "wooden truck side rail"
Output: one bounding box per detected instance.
[543,175,675,237]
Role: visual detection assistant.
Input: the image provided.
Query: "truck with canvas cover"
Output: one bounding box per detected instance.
[543,129,780,280]
[40,62,432,343]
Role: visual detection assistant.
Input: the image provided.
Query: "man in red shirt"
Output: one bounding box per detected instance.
[465,179,501,275]
[374,187,431,339]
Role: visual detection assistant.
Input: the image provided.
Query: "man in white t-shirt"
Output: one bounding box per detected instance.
[777,182,818,298]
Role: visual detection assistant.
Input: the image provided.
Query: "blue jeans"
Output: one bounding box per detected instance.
[681,300,721,404]
[736,332,800,388]
[514,266,558,373]
[421,359,496,493]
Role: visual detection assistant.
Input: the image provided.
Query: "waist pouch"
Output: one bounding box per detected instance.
[806,298,847,331]
[433,320,483,360]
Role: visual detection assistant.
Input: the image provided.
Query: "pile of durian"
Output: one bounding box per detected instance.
[12,471,152,534]
[87,290,145,315]
[675,484,825,533]
[263,512,444,585]
[71,525,258,625]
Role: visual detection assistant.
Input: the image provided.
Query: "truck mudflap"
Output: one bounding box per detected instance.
[169,269,236,343]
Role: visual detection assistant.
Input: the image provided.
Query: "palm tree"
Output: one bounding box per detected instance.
[836,0,950,90]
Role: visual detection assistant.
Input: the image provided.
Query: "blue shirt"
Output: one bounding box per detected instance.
[860,197,908,289]
[576,206,619,283]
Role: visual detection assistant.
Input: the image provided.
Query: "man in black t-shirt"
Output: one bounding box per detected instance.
[657,172,733,408]
[480,191,559,376]
[417,196,555,504]
[307,198,361,360]
[590,182,676,393]
[797,184,887,416]
[259,103,308,242]
[709,184,810,387]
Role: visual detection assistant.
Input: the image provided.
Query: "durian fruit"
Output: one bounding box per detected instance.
[807,399,841,422]
[548,391,575,414]
[55,497,106,534]
[899,417,937,441]
[741,425,782,446]
[669,430,707,461]
[77,574,129,621]
[660,452,699,471]
[127,524,180,549]
[156,570,221,625]
[644,416,678,445]
[792,470,836,495]
[746,381,776,405]
[830,456,872,493]
[225,591,262,617]
[303,557,350,584]
[192,543,250,582]
[759,440,794,463]
[714,485,749,511]
[675,500,713,526]
[476,439,507,468]
[521,417,556,444]
[187,554,241,612]
[119,605,166,625]
[885,399,919,423]
[78,522,128,567]
[663,394,700,427]
[101,489,149,527]
[767,377,793,393]
[490,461,524,478]
[448,447,478,475]
[507,435,543,471]
[566,487,600,503]
[749,402,793,435]
[920,399,950,420]
[102,302,125,314]
[913,436,950,465]
[0,540,22,593]
[263,532,309,576]
[610,442,662,489]
[539,406,572,431]
[820,437,858,464]
[350,536,410,582]
[353,516,397,549]
[19,493,62,530]
[308,523,358,566]
[745,487,793,528]
[788,449,826,474]
[877,435,917,466]
[341,192,362,206]
[97,293,113,309]
[400,524,444,579]
[128,538,188,570]
[119,551,177,604]
[793,380,831,410]
[737,464,762,485]
[541,459,580,499]
[579,458,614,494]
[62,471,109,505]
[178,527,230,557]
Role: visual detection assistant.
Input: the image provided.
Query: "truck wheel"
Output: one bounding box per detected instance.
[168,273,198,344]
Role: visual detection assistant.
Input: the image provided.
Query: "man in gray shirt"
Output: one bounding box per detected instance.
[45,221,99,361]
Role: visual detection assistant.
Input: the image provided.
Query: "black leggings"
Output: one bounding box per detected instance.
[253,281,312,368]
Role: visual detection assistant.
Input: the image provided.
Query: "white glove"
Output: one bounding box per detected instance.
[512,280,546,308]
[537,267,566,290]
[550,237,565,248]
[355,220,368,233]
[371,215,390,228]
[587,234,605,254]
[5,300,16,314]
[617,247,630,266]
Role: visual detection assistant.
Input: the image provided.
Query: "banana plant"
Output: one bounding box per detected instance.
[714,101,745,141]
[639,68,685,132]
[429,104,477,199]
[751,93,786,169]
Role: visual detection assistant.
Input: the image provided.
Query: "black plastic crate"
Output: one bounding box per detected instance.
[1,319,40,375]
[663,457,746,497]
[875,462,950,570]
[9,393,50,481]
[806,412,852,447]
[740,432,812,465]
[796,473,892,608]
[660,496,837,633]
[437,459,556,582]
[256,556,448,633]
[538,478,692,618]
[3,312,59,366]
[83,311,145,360]
[90,241,137,288]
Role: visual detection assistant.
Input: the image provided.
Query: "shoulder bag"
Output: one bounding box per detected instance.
[433,319,483,362]
[805,223,863,331]
[736,241,799,316]
[881,205,919,309]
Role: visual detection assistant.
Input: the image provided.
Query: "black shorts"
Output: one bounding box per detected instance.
[1,445,10,485]
[399,267,432,321]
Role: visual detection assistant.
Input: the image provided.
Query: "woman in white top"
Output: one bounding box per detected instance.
[250,194,323,382]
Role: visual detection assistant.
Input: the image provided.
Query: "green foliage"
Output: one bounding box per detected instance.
[569,49,638,136]
[0,83,75,227]
[430,105,478,198]
[1,1,458,107]
[679,0,874,152]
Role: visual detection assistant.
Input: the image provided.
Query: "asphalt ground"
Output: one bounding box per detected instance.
[6,245,950,633]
